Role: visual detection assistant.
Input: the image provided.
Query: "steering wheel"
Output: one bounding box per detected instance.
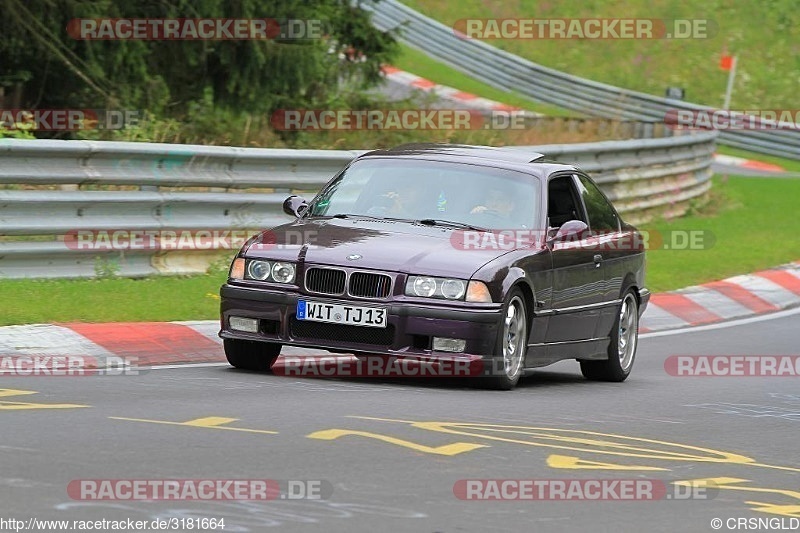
[473,208,507,223]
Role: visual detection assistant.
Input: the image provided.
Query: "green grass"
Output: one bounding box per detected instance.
[0,273,227,326]
[401,0,800,110]
[394,44,575,116]
[642,175,800,292]
[1,176,798,325]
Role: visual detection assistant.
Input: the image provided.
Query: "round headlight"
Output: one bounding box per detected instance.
[441,279,466,299]
[413,276,436,297]
[247,260,271,280]
[271,262,295,283]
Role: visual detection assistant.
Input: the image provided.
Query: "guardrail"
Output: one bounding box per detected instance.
[362,0,800,160]
[0,132,716,279]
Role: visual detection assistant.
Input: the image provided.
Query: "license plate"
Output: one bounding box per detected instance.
[296,300,387,328]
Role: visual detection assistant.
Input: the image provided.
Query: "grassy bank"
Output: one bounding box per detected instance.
[0,273,229,325]
[401,0,800,110]
[641,175,800,291]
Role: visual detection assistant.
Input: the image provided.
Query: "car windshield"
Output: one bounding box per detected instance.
[307,158,539,230]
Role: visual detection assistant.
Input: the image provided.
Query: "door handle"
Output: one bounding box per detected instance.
[593,254,603,268]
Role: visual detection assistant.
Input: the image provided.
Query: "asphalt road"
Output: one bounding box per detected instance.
[1,308,799,533]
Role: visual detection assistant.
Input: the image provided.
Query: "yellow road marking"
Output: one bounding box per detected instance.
[546,454,669,471]
[0,388,87,410]
[307,429,487,456]
[0,389,38,398]
[674,478,800,518]
[110,416,277,434]
[351,417,754,464]
[181,417,239,427]
[745,503,800,517]
[747,463,800,474]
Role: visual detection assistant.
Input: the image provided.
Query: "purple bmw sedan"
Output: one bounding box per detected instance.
[219,144,649,389]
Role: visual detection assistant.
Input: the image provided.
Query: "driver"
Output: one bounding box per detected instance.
[368,187,426,218]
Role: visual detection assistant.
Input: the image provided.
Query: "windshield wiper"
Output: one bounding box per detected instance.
[331,213,416,223]
[417,219,487,231]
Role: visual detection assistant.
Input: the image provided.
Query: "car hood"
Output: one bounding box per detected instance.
[244,217,514,278]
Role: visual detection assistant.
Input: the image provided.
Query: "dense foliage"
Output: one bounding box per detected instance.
[0,0,398,125]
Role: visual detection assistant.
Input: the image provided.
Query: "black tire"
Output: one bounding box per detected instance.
[580,290,639,382]
[224,339,282,372]
[478,288,528,390]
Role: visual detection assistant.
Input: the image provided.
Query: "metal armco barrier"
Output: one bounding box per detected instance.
[362,0,800,160]
[0,132,716,278]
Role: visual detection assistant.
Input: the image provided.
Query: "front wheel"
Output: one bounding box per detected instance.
[580,290,639,382]
[224,339,282,372]
[479,288,528,390]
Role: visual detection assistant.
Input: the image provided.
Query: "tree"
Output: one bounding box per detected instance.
[0,0,397,118]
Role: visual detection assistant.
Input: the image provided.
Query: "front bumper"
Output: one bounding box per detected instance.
[219,283,503,360]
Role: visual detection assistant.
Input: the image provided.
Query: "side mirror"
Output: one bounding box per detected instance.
[551,219,589,242]
[283,195,309,218]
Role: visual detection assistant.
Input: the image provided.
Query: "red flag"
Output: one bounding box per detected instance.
[719,55,734,71]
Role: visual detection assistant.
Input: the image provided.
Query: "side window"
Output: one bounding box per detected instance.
[576,174,619,232]
[547,175,584,228]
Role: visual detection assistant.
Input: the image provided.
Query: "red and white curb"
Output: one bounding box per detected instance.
[642,261,800,332]
[1,262,799,367]
[712,154,785,172]
[0,321,225,367]
[381,65,535,114]
[0,320,321,368]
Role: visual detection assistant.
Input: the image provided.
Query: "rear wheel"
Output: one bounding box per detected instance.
[224,339,282,372]
[580,290,639,382]
[480,288,528,390]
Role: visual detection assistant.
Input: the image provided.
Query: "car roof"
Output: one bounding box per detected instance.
[356,143,580,177]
